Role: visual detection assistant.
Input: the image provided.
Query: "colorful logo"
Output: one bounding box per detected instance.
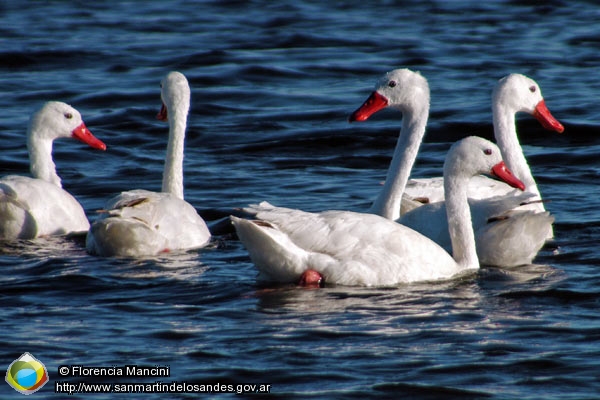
[5,353,49,395]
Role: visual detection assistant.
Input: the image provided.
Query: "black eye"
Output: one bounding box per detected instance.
[484,148,492,155]
[64,113,73,119]
[388,81,396,88]
[529,85,536,93]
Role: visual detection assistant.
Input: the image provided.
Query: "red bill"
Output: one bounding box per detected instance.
[533,100,564,133]
[72,122,106,151]
[491,161,525,191]
[349,91,389,122]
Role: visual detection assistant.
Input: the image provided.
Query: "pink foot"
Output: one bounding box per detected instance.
[298,269,324,287]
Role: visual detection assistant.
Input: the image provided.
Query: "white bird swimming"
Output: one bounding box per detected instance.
[404,73,562,206]
[0,101,106,240]
[232,136,525,287]
[350,70,563,266]
[86,71,211,257]
[349,68,431,221]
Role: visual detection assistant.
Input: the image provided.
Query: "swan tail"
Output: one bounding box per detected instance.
[239,201,277,216]
[477,211,554,267]
[400,194,426,216]
[0,194,37,240]
[230,215,308,283]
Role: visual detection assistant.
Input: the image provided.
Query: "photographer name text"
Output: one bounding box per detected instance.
[58,365,170,377]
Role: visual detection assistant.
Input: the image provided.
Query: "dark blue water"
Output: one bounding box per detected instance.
[1,1,599,398]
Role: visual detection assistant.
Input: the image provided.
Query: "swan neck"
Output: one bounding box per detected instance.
[162,108,186,199]
[27,129,62,188]
[493,102,541,199]
[370,106,428,220]
[444,174,479,270]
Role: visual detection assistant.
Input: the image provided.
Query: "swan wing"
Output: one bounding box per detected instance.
[475,210,554,267]
[234,203,460,286]
[87,190,209,256]
[0,176,89,239]
[404,175,520,207]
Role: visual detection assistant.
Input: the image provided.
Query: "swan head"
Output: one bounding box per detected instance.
[493,74,564,133]
[349,68,430,122]
[444,136,525,191]
[28,101,106,150]
[157,71,191,122]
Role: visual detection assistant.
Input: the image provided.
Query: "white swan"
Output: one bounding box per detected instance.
[350,71,562,266]
[403,73,564,207]
[397,74,563,266]
[349,68,430,221]
[0,101,106,240]
[86,71,211,257]
[231,136,525,287]
[350,71,563,219]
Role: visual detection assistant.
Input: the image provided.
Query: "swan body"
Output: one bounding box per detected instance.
[0,101,106,240]
[351,71,562,266]
[232,137,525,286]
[399,193,554,266]
[86,71,210,257]
[403,175,517,204]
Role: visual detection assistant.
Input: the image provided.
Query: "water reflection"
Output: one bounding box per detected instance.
[0,234,88,259]
[249,263,565,341]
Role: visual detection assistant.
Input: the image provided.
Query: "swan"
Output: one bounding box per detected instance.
[86,71,211,257]
[231,136,525,287]
[349,68,430,221]
[350,71,563,219]
[404,73,563,207]
[0,101,106,240]
[350,71,562,266]
[397,74,563,266]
